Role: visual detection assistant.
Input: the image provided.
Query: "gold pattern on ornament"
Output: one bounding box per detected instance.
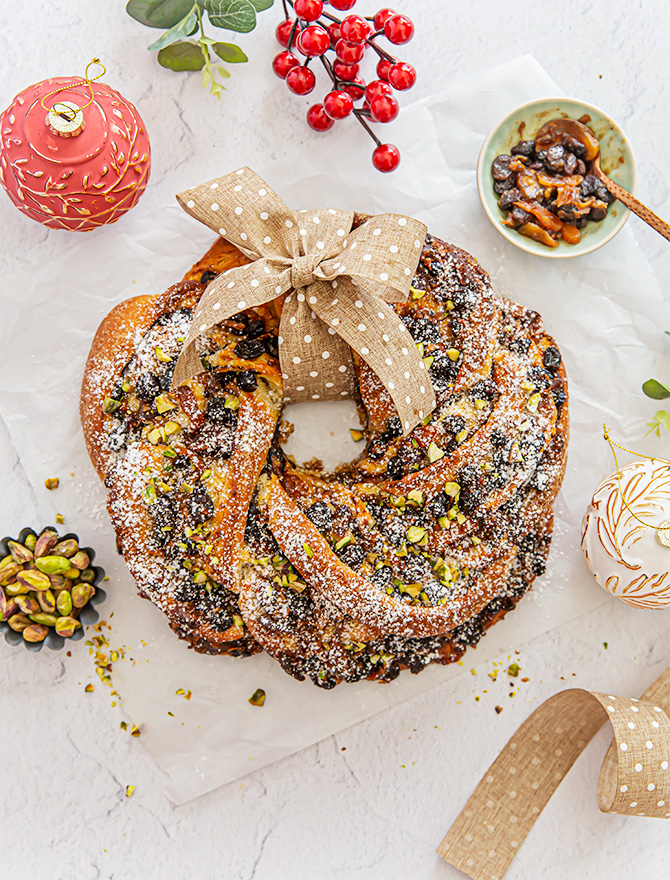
[657,520,670,548]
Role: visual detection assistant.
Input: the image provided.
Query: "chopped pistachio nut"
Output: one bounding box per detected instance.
[527,392,541,414]
[406,525,426,544]
[446,348,460,362]
[474,399,487,410]
[303,542,313,558]
[44,477,60,490]
[427,442,444,463]
[444,482,460,498]
[416,342,425,356]
[125,785,135,798]
[232,614,244,630]
[406,489,424,507]
[456,429,468,444]
[508,662,521,677]
[200,469,211,482]
[163,421,181,437]
[390,495,406,510]
[409,286,426,300]
[154,394,176,414]
[163,447,177,459]
[423,355,434,370]
[400,583,422,598]
[334,534,354,551]
[248,688,266,707]
[224,394,239,410]
[349,429,364,442]
[508,441,523,463]
[55,514,65,524]
[84,684,94,693]
[155,346,172,363]
[438,516,450,529]
[520,379,535,393]
[102,396,122,414]
[471,536,482,546]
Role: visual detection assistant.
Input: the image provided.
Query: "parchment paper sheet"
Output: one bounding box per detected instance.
[1,56,668,804]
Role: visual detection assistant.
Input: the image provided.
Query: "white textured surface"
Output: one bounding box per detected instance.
[2,2,670,878]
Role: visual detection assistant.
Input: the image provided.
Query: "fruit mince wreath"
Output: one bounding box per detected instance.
[80,219,568,689]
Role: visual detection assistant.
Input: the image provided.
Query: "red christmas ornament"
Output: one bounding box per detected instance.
[0,60,150,232]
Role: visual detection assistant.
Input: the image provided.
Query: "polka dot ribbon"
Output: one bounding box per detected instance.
[438,667,670,880]
[172,167,434,433]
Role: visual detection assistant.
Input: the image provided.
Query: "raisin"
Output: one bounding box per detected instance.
[200,270,217,285]
[136,372,161,402]
[589,204,608,222]
[511,140,535,157]
[508,338,531,355]
[384,415,403,438]
[563,152,577,174]
[493,178,514,194]
[107,426,127,452]
[206,398,238,427]
[189,490,214,525]
[580,175,599,197]
[236,371,258,392]
[306,501,332,532]
[367,438,387,460]
[234,339,266,360]
[509,206,530,227]
[263,335,279,358]
[498,188,521,211]
[491,154,513,181]
[386,456,404,479]
[552,388,566,409]
[427,491,449,518]
[246,319,265,339]
[490,429,507,448]
[339,543,365,568]
[542,346,562,370]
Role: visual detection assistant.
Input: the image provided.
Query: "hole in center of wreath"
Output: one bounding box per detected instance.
[280,400,365,473]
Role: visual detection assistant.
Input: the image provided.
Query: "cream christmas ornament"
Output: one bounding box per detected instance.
[581,457,670,608]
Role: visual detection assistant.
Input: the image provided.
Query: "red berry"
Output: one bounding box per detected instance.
[373,8,396,30]
[335,38,365,64]
[272,51,300,79]
[294,0,323,22]
[307,103,335,131]
[340,14,371,44]
[333,60,359,81]
[324,89,354,119]
[342,77,366,100]
[383,13,414,44]
[327,22,341,45]
[296,24,331,56]
[372,143,400,172]
[376,56,395,81]
[329,0,356,9]
[369,94,399,123]
[387,61,416,90]
[286,65,316,95]
[276,18,295,47]
[365,79,392,102]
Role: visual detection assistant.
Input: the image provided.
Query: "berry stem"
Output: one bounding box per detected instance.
[367,38,394,62]
[282,0,289,18]
[353,110,382,147]
[286,17,300,51]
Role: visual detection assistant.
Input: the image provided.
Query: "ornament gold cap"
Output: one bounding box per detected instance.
[46,101,85,138]
[657,521,670,549]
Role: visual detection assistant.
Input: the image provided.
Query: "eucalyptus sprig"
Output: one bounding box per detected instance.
[643,330,670,436]
[126,0,274,97]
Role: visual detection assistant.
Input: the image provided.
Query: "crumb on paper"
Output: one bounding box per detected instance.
[248,688,266,707]
[495,706,503,714]
[55,513,64,524]
[125,785,135,798]
[84,683,94,693]
[44,477,59,490]
[603,642,608,649]
[508,662,521,677]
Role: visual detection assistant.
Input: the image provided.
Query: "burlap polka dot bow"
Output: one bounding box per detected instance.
[172,167,434,434]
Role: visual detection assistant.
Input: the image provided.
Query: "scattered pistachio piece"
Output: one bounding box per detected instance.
[406,525,426,544]
[334,534,354,551]
[409,286,426,300]
[155,346,172,363]
[102,397,122,414]
[446,348,460,362]
[55,514,65,525]
[349,429,364,442]
[427,442,444,463]
[508,662,521,677]
[154,394,176,414]
[84,683,95,693]
[125,785,135,798]
[44,477,60,491]
[248,688,266,707]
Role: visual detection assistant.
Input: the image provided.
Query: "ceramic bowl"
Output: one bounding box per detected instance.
[0,527,106,652]
[476,97,638,258]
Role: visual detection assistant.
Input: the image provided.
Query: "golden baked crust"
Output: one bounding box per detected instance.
[81,226,568,684]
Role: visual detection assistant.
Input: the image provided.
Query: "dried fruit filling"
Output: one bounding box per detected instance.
[491,131,614,247]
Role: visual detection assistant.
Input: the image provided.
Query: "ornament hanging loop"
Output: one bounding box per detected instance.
[40,58,106,121]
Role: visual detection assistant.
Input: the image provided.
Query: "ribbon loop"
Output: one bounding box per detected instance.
[172,167,433,434]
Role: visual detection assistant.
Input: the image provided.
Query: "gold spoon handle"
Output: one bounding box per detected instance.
[596,172,670,242]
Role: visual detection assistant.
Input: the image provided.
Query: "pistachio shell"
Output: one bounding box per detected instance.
[0,563,21,586]
[28,612,58,627]
[37,589,56,614]
[7,540,33,564]
[52,539,79,558]
[23,624,49,643]
[34,555,72,575]
[56,591,73,616]
[71,583,93,609]
[70,551,90,571]
[16,569,51,592]
[34,530,58,559]
[8,613,31,632]
[55,616,81,638]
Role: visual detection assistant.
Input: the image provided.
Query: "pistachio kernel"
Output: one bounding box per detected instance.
[34,530,58,559]
[55,616,81,638]
[248,688,266,707]
[44,477,60,490]
[79,568,96,584]
[102,396,122,414]
[28,612,58,627]
[0,563,22,586]
[71,583,93,609]
[53,539,79,558]
[8,613,31,632]
[17,570,51,592]
[8,540,33,564]
[37,589,56,614]
[35,555,72,576]
[70,551,90,571]
[23,624,49,643]
[56,591,73,617]
[24,534,37,552]
[16,595,40,615]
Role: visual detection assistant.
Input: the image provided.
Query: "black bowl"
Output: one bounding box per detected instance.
[0,527,107,652]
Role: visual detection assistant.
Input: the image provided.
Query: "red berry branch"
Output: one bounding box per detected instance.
[272,1,416,172]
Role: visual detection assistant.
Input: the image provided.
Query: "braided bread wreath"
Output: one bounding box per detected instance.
[81,217,568,689]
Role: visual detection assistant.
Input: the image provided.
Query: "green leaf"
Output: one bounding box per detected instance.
[126,0,195,28]
[205,0,257,32]
[212,41,248,62]
[248,0,274,10]
[215,65,232,77]
[148,6,199,50]
[158,40,205,70]
[642,379,670,400]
